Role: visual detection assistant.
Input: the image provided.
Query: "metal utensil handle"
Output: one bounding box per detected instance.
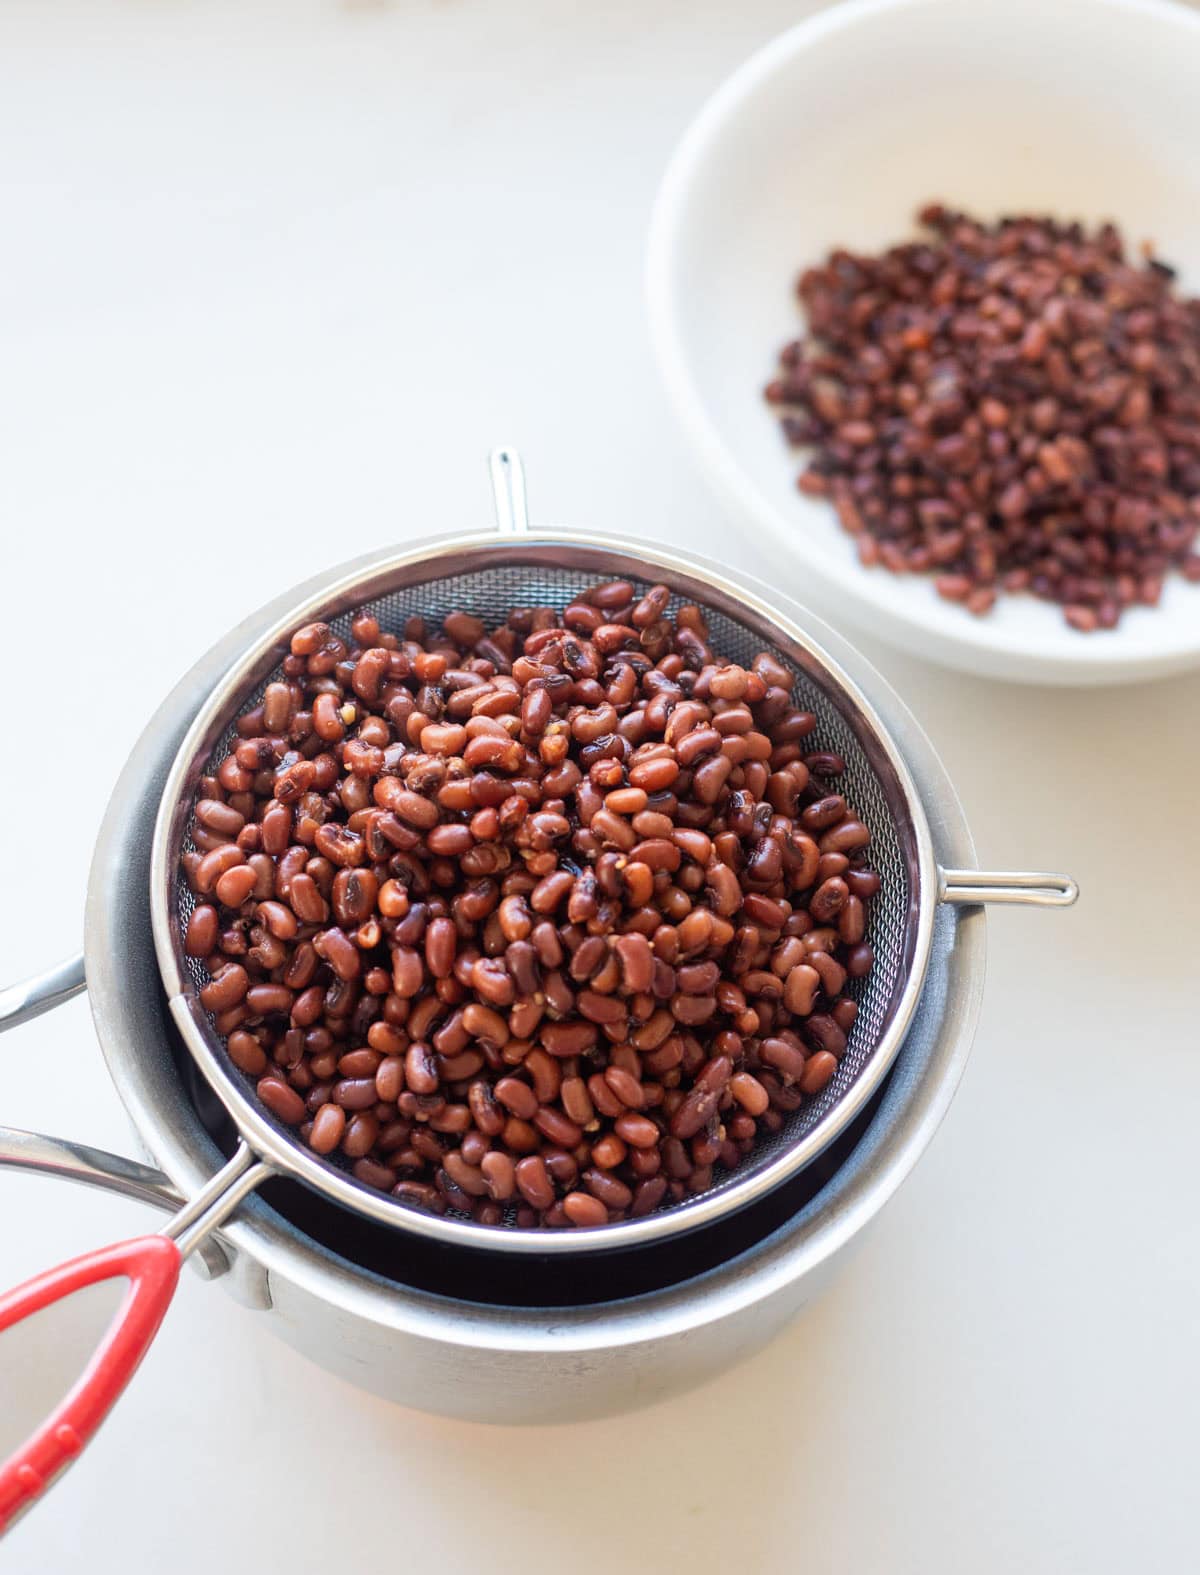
[0,1143,270,1532]
[940,869,1078,907]
[0,1127,185,1215]
[489,447,531,535]
[157,1141,272,1259]
[0,1127,229,1280]
[0,956,86,1034]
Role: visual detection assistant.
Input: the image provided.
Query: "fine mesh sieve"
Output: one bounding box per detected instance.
[0,456,1078,1529]
[150,450,1076,1258]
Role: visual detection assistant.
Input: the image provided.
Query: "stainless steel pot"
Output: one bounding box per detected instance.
[0,544,991,1426]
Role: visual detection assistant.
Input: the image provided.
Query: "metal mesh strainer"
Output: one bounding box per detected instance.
[150,450,1076,1258]
[0,452,1079,1532]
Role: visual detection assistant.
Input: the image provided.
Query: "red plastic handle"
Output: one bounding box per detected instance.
[0,1234,181,1532]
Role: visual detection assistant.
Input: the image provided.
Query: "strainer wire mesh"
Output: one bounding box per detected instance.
[174,557,917,1230]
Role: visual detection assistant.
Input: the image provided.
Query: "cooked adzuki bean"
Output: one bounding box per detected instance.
[182,582,879,1226]
[767,205,1200,629]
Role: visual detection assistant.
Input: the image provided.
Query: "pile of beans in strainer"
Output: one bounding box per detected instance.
[766,205,1200,630]
[181,583,877,1228]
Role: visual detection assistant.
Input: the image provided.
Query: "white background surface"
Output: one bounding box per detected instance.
[0,1,1196,1570]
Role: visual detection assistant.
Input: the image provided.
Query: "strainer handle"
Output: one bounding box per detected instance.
[0,1143,269,1531]
[0,1234,182,1533]
[0,955,86,1034]
[939,869,1079,908]
[489,447,530,535]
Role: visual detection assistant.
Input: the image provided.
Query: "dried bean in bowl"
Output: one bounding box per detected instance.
[181,581,880,1227]
[767,205,1200,629]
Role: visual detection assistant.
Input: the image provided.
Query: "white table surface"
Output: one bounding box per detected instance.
[1,1,1197,1569]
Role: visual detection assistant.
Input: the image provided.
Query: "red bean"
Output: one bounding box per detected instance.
[805,1015,848,1058]
[195,798,245,837]
[563,1191,609,1227]
[582,1169,633,1210]
[730,1072,770,1116]
[226,1029,268,1076]
[309,1102,347,1154]
[405,1042,439,1096]
[783,964,820,1016]
[386,788,439,830]
[819,820,870,855]
[440,1050,485,1081]
[185,904,219,957]
[539,1020,597,1057]
[533,1106,582,1148]
[245,983,293,1016]
[669,1096,716,1152]
[515,1155,555,1210]
[832,998,858,1034]
[332,868,378,927]
[331,1077,378,1111]
[615,1113,660,1150]
[629,755,679,792]
[479,1151,514,1202]
[441,1151,487,1197]
[838,895,866,944]
[342,1113,380,1158]
[810,876,848,923]
[256,899,298,940]
[313,927,360,982]
[425,917,456,979]
[586,1134,623,1171]
[464,960,510,1010]
[260,803,292,856]
[289,874,328,924]
[631,1176,668,1216]
[494,1077,537,1121]
[353,1158,397,1191]
[200,964,249,1012]
[314,823,366,869]
[845,941,874,978]
[375,1057,405,1103]
[800,1051,838,1095]
[195,844,246,895]
[604,1066,645,1109]
[520,1050,557,1105]
[390,946,423,999]
[761,1037,807,1084]
[257,1076,306,1125]
[557,1077,591,1128]
[290,985,325,1027]
[611,932,653,993]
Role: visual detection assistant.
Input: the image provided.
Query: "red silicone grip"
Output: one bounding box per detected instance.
[0,1234,181,1532]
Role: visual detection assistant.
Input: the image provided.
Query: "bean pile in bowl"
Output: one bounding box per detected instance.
[766,206,1200,631]
[180,583,877,1228]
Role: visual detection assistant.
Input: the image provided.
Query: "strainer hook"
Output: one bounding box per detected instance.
[939,869,1078,907]
[489,447,530,536]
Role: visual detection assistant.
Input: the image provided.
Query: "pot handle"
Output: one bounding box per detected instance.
[939,869,1078,907]
[0,1127,185,1214]
[0,1143,270,1532]
[0,956,87,1034]
[0,1127,229,1281]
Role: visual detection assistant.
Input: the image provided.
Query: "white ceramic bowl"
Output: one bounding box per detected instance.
[647,0,1200,684]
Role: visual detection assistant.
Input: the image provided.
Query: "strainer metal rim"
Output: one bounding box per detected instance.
[150,525,939,1256]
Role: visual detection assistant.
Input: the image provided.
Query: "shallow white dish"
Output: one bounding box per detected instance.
[647,0,1200,684]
